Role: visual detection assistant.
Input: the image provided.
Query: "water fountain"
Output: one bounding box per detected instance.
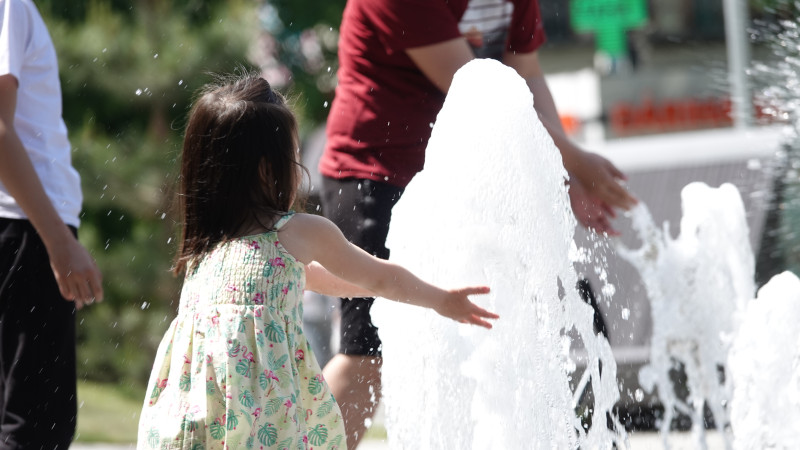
[372,59,626,449]
[616,182,755,450]
[371,57,800,449]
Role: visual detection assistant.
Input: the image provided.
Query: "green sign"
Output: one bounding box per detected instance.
[570,0,648,57]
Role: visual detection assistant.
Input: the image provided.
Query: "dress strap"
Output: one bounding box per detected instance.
[274,211,295,230]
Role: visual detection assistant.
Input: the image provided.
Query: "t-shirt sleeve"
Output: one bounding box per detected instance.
[0,0,30,80]
[507,0,547,53]
[364,0,463,52]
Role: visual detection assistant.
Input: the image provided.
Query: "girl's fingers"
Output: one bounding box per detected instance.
[469,315,494,329]
[455,286,490,296]
[473,306,499,319]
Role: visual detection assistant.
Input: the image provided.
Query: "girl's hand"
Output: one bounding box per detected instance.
[433,286,498,329]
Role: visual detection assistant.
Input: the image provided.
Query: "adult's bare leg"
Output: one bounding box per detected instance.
[324,354,382,450]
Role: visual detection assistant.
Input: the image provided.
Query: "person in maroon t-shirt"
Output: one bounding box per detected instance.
[318,1,638,447]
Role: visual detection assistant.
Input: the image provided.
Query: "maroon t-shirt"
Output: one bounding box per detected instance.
[320,0,546,187]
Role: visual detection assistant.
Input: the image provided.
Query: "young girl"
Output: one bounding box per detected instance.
[137,74,497,449]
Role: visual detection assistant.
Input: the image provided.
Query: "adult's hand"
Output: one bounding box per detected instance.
[46,231,104,309]
[570,150,637,213]
[568,176,619,236]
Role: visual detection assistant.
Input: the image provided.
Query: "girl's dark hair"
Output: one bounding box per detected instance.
[173,74,303,274]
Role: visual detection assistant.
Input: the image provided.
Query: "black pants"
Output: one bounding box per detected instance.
[320,177,404,357]
[0,219,77,449]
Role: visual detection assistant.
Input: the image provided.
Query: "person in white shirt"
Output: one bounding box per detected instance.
[0,0,103,446]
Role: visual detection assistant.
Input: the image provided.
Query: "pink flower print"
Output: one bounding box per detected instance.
[253,292,264,305]
[183,354,191,365]
[249,241,260,250]
[226,285,238,292]
[281,285,289,296]
[315,373,325,383]
[295,349,305,361]
[254,308,262,318]
[252,407,262,418]
[303,435,308,444]
[156,378,168,389]
[206,354,213,365]
[270,257,285,268]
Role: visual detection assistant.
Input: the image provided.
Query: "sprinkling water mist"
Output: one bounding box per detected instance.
[372,59,627,449]
[617,182,755,450]
[729,271,800,449]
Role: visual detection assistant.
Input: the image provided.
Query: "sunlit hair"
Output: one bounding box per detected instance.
[173,74,304,274]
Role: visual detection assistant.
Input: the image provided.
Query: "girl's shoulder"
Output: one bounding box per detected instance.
[277,212,339,234]
[274,213,342,265]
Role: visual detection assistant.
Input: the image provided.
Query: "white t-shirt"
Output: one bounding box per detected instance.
[0,0,82,227]
[459,0,514,59]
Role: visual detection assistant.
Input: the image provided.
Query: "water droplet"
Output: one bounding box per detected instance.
[178,80,183,86]
[621,308,630,320]
[323,101,329,108]
[161,213,166,220]
[167,237,172,244]
[153,53,159,59]
[634,388,644,402]
[135,89,143,96]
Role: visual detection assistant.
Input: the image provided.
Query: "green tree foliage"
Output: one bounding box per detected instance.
[38,1,259,385]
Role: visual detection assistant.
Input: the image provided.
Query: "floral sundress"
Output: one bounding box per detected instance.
[137,212,345,449]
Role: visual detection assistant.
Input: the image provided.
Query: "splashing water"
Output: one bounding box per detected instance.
[617,182,756,449]
[372,59,626,449]
[728,271,800,449]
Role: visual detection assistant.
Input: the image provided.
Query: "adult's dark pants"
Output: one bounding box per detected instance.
[319,177,404,357]
[0,219,77,449]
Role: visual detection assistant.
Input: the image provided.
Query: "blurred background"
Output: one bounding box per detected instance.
[32,0,800,443]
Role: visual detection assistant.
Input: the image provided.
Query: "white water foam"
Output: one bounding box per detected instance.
[729,271,800,449]
[617,182,756,450]
[372,59,626,449]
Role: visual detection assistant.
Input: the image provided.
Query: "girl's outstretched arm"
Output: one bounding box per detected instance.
[280,214,498,328]
[304,261,376,299]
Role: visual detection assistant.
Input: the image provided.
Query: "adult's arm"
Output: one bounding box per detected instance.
[405,38,637,233]
[503,51,637,213]
[405,37,475,93]
[0,74,103,307]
